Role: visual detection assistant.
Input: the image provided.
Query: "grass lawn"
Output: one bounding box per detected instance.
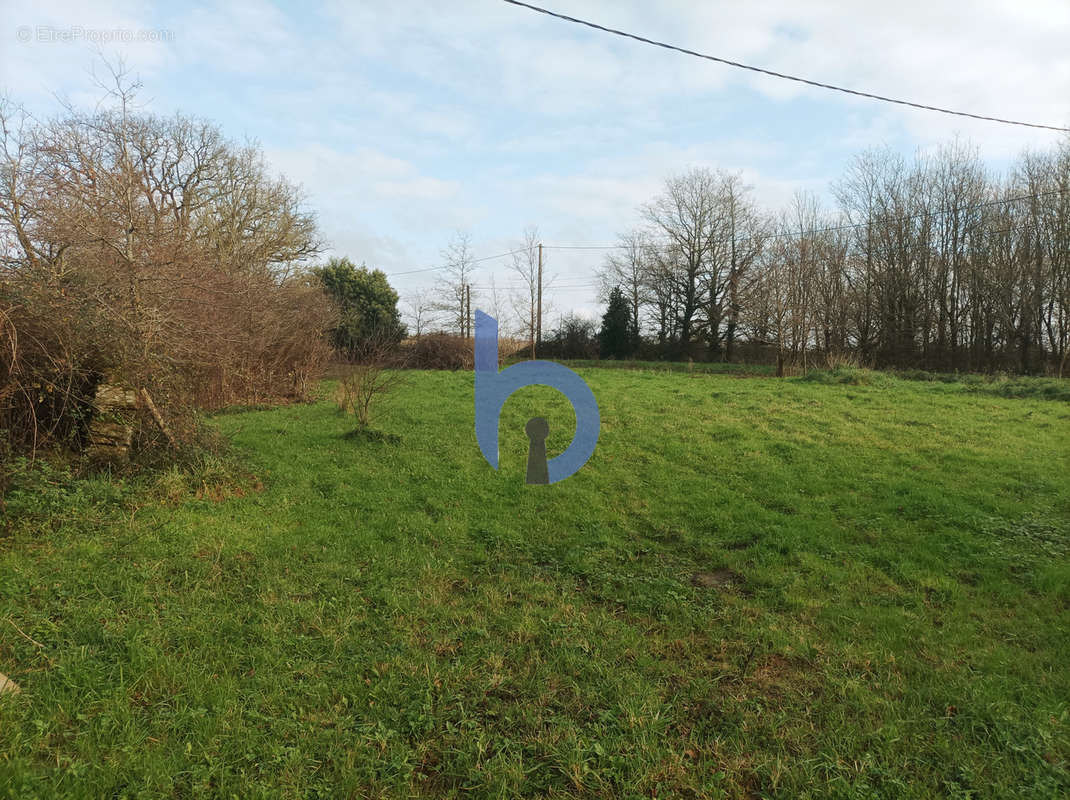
[1,367,1068,798]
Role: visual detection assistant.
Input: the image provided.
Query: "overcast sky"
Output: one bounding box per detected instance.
[3,0,1069,322]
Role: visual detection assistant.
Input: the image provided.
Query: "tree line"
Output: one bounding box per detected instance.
[597,138,1070,375]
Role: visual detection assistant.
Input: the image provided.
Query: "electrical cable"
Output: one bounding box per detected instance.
[500,0,1070,133]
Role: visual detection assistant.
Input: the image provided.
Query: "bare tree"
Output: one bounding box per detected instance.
[484,273,512,336]
[785,191,824,369]
[641,167,722,354]
[753,217,794,376]
[713,172,766,362]
[925,139,987,370]
[597,229,650,349]
[509,226,548,359]
[403,288,438,338]
[0,95,50,274]
[644,245,682,347]
[435,231,477,338]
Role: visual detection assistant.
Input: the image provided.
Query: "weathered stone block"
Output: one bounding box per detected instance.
[87,383,137,464]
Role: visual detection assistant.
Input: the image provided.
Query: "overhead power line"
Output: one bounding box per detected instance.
[500,0,1070,133]
[471,281,599,290]
[386,247,528,277]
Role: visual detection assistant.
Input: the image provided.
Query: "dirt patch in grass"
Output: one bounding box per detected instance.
[691,568,746,590]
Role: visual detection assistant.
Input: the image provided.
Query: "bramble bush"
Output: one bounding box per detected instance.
[0,84,334,465]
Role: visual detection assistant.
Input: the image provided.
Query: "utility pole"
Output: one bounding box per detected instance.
[465,283,472,340]
[536,242,543,356]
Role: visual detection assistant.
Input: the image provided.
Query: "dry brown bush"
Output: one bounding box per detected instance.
[823,352,861,370]
[335,337,406,429]
[0,257,332,458]
[400,334,474,370]
[0,271,121,455]
[0,74,334,461]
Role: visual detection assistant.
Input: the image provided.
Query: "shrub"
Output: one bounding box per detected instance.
[542,314,599,360]
[335,337,406,429]
[0,92,333,463]
[0,281,110,455]
[824,352,861,370]
[314,258,406,358]
[401,334,474,370]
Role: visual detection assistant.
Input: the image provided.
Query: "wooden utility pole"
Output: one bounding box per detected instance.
[536,242,543,355]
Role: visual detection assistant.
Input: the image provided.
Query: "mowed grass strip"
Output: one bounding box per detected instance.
[1,369,1068,799]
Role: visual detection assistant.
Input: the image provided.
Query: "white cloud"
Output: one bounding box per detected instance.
[179,0,295,75]
[261,142,468,270]
[264,143,459,206]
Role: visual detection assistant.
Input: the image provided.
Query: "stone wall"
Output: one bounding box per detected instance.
[86,384,138,463]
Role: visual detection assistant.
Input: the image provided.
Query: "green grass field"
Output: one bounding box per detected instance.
[1,368,1068,798]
